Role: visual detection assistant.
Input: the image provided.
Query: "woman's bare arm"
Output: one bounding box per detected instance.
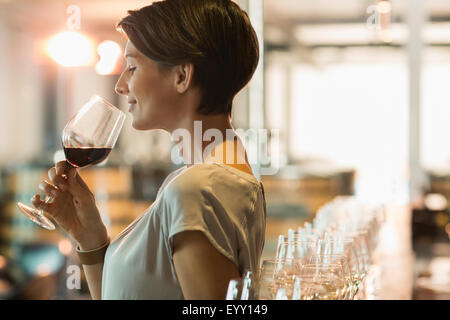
[80,263,104,300]
[172,231,240,299]
[77,235,109,300]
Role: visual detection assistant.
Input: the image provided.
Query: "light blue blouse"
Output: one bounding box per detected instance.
[101,163,267,299]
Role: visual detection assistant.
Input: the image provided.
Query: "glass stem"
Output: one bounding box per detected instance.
[38,194,55,217]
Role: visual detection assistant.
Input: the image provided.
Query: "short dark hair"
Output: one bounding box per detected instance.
[116,0,259,116]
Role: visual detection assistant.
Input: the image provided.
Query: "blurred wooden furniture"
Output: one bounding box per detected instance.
[428,169,450,204]
[261,164,355,217]
[78,166,139,239]
[260,163,355,260]
[0,164,63,259]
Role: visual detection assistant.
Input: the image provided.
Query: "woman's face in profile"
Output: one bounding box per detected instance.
[115,41,178,131]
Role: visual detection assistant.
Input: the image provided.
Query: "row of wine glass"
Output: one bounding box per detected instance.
[227,196,386,300]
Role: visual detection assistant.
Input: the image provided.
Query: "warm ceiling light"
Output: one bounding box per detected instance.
[0,255,6,269]
[58,239,73,256]
[46,31,95,67]
[36,263,51,277]
[95,40,122,75]
[424,193,448,211]
[377,1,392,15]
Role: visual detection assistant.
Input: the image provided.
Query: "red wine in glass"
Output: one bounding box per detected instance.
[64,147,112,168]
[16,95,125,230]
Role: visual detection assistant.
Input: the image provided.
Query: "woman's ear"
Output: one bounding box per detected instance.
[174,63,195,94]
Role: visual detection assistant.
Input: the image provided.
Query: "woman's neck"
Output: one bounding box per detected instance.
[171,113,252,174]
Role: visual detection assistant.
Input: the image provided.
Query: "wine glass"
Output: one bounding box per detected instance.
[16,95,126,231]
[226,270,266,300]
[308,254,355,300]
[316,238,363,295]
[226,277,254,300]
[276,239,317,262]
[257,259,303,300]
[299,263,346,300]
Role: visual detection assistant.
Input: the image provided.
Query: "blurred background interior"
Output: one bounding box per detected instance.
[0,0,449,300]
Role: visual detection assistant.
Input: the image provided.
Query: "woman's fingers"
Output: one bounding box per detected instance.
[66,167,92,198]
[31,193,60,221]
[31,194,44,210]
[55,161,69,176]
[48,163,94,210]
[48,167,68,191]
[38,180,59,198]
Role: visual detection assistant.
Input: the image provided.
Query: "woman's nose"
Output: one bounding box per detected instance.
[115,74,129,96]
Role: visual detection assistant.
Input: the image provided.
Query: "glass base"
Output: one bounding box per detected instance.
[16,202,56,230]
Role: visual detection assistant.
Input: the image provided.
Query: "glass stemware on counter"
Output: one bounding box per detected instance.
[226,196,386,300]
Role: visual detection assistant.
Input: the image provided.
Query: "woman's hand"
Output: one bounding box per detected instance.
[31,161,108,250]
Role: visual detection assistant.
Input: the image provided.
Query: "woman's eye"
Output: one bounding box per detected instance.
[128,66,136,73]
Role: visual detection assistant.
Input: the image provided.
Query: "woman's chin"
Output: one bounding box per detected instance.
[132,122,148,131]
[131,118,145,130]
[131,119,161,131]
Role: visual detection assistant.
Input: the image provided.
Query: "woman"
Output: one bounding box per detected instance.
[32,0,266,299]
